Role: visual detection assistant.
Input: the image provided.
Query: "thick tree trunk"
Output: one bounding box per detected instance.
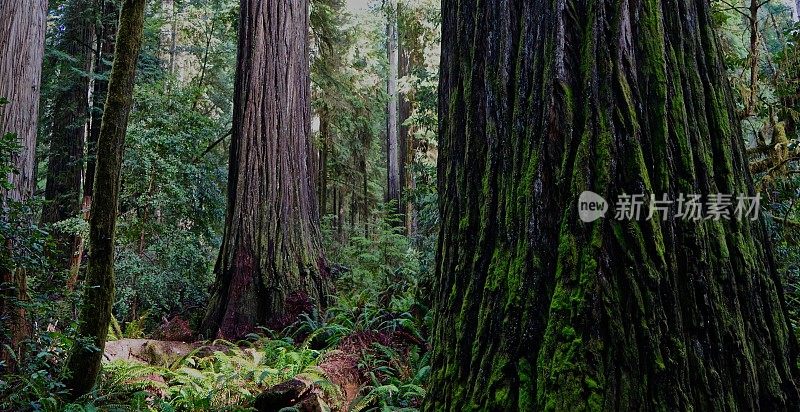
[0,1,46,204]
[386,0,401,216]
[0,0,47,371]
[42,1,96,268]
[63,0,146,397]
[69,0,119,290]
[201,0,330,340]
[428,0,800,410]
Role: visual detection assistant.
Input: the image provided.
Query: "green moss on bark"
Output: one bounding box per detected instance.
[62,0,147,398]
[426,0,800,410]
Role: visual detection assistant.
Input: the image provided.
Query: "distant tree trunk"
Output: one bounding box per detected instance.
[796,0,800,22]
[0,0,47,371]
[63,0,146,397]
[745,0,760,117]
[359,124,373,236]
[319,109,329,216]
[69,0,119,290]
[428,1,800,410]
[201,0,330,340]
[42,0,96,271]
[161,0,178,76]
[386,0,401,217]
[398,22,416,236]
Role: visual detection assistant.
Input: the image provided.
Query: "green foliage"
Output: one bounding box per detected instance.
[323,206,419,308]
[107,0,236,327]
[2,336,331,411]
[0,328,75,411]
[0,98,19,192]
[7,1,439,411]
[710,0,800,355]
[348,342,429,411]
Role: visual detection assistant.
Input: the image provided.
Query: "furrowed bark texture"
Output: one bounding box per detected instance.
[201,0,329,340]
[428,0,800,410]
[0,0,47,370]
[0,0,46,204]
[63,0,146,397]
[42,0,96,249]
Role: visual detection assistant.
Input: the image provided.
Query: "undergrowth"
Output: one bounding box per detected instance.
[1,213,432,412]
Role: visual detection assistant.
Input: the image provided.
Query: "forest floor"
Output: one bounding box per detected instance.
[81,299,430,411]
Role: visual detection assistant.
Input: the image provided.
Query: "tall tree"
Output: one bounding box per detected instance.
[41,0,97,268]
[397,0,425,236]
[63,0,146,397]
[386,0,401,216]
[201,0,330,339]
[428,0,799,410]
[68,0,119,290]
[0,0,47,370]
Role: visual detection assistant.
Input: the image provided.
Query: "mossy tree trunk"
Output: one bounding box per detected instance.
[68,0,119,290]
[63,0,146,398]
[200,0,330,340]
[428,0,800,410]
[41,0,96,268]
[0,0,47,371]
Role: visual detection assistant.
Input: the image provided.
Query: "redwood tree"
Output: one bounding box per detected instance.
[428,0,799,410]
[386,0,401,216]
[68,0,118,290]
[0,0,47,369]
[63,0,146,396]
[201,0,329,339]
[41,0,96,268]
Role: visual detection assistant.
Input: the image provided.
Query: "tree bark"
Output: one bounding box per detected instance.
[68,0,119,290]
[0,0,46,204]
[398,6,419,236]
[200,0,330,340]
[63,0,146,397]
[0,0,47,371]
[745,0,760,117]
[428,0,800,410]
[319,108,329,216]
[41,0,96,268]
[386,0,401,217]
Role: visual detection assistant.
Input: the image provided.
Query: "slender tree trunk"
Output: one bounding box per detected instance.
[333,184,339,234]
[201,0,330,340]
[746,0,760,117]
[63,0,146,397]
[386,0,401,217]
[0,0,47,371]
[161,0,178,76]
[398,24,417,236]
[42,0,96,269]
[319,109,329,216]
[69,0,119,290]
[359,128,369,237]
[428,0,799,410]
[795,0,800,22]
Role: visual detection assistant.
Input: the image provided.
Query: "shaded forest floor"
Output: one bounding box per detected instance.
[0,218,433,412]
[91,292,429,412]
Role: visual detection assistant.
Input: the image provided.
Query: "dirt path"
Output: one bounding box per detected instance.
[103,339,197,365]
